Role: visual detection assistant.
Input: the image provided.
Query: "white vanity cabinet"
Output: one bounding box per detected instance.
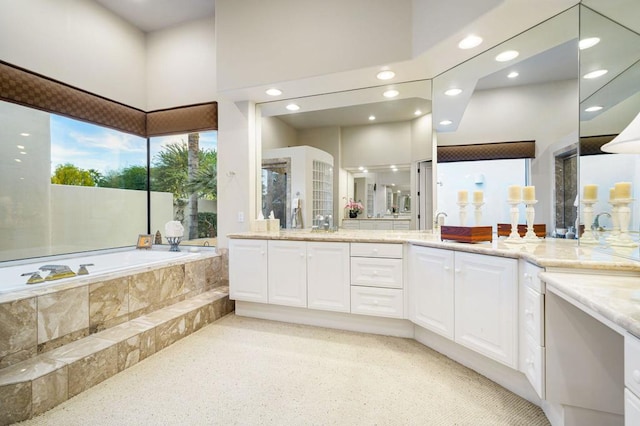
[268,240,308,307]
[408,245,454,339]
[518,260,545,399]
[307,242,350,312]
[350,243,404,318]
[625,333,640,425]
[229,239,268,303]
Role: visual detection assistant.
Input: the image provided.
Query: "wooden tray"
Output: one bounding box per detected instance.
[497,223,546,238]
[440,226,493,243]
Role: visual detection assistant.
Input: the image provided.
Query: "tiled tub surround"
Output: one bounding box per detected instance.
[0,247,233,425]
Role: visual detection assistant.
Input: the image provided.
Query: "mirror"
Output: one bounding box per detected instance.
[433,7,579,236]
[579,0,640,260]
[258,80,433,230]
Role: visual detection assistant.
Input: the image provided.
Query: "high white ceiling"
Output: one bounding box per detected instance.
[94,0,215,32]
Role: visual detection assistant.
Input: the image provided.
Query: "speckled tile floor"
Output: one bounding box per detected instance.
[19,313,550,426]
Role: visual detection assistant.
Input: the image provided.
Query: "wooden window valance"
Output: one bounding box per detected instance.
[437,140,535,163]
[579,135,615,156]
[0,61,217,137]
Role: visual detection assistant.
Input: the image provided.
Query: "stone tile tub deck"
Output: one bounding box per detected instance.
[0,247,233,425]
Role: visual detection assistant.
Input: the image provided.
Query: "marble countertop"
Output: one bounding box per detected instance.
[342,218,411,221]
[227,229,640,272]
[541,272,640,338]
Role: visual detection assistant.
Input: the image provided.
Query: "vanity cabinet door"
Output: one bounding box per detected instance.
[229,239,268,303]
[408,245,454,339]
[268,240,307,307]
[454,252,518,368]
[307,242,350,312]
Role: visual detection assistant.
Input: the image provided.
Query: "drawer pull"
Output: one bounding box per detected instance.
[260,251,265,255]
[633,370,640,383]
[525,309,533,317]
[373,270,378,276]
[455,268,461,274]
[373,299,379,305]
[444,266,451,271]
[373,249,379,254]
[526,357,534,366]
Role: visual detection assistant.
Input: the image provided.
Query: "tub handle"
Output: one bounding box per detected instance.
[21,271,45,284]
[77,264,94,275]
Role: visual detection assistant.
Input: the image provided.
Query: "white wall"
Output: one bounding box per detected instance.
[342,122,412,169]
[146,16,217,110]
[261,116,297,150]
[215,0,412,91]
[411,113,433,162]
[0,0,147,109]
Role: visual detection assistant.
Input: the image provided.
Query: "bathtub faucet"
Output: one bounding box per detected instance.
[21,271,45,285]
[39,265,77,281]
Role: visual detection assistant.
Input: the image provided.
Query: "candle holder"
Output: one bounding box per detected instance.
[166,236,182,252]
[457,202,468,227]
[579,199,598,245]
[606,201,621,244]
[506,200,524,243]
[473,202,484,226]
[523,200,540,242]
[611,198,638,247]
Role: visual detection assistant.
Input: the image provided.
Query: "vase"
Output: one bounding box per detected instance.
[349,211,358,218]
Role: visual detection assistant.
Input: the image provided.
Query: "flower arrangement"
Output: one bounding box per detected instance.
[344,198,364,217]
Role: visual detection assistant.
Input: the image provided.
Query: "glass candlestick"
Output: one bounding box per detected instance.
[473,202,484,226]
[611,198,638,247]
[166,236,182,252]
[457,202,468,227]
[579,199,598,245]
[506,200,524,243]
[523,200,539,242]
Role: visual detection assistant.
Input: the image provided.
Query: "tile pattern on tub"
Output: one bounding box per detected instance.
[117,328,156,371]
[67,345,118,397]
[158,265,185,302]
[89,277,130,333]
[129,270,161,314]
[0,297,37,369]
[0,381,31,425]
[37,328,89,355]
[37,286,89,345]
[32,366,68,416]
[184,259,208,293]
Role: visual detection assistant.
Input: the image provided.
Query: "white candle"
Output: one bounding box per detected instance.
[523,186,535,202]
[508,185,522,202]
[614,182,632,199]
[583,184,598,201]
[473,190,483,203]
[458,190,468,203]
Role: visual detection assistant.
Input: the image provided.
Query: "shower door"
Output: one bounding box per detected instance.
[261,158,290,228]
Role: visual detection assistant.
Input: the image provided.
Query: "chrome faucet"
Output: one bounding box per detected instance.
[592,212,611,231]
[77,263,94,275]
[434,211,448,229]
[39,265,76,281]
[21,271,45,284]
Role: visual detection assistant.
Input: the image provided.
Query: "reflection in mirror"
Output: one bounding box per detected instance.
[433,7,579,237]
[579,1,640,259]
[258,80,433,230]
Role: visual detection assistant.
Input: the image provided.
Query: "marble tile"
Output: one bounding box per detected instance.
[158,265,185,302]
[116,328,155,371]
[94,319,154,343]
[37,286,89,345]
[0,297,37,368]
[208,297,235,323]
[37,328,89,354]
[67,345,118,398]
[0,357,67,386]
[0,381,31,425]
[184,260,207,293]
[156,316,190,351]
[32,366,68,416]
[129,270,160,314]
[89,277,130,334]
[44,336,115,365]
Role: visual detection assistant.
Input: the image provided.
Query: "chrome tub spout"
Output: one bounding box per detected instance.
[39,265,77,281]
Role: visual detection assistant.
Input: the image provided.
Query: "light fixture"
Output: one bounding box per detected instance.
[383,89,399,98]
[601,112,640,154]
[445,88,462,96]
[376,70,395,80]
[14,159,21,162]
[358,166,364,171]
[265,88,282,96]
[579,37,600,50]
[285,103,300,111]
[20,133,30,137]
[583,69,608,79]
[584,105,603,112]
[16,145,25,149]
[363,169,368,173]
[20,151,26,155]
[458,35,483,50]
[369,115,376,121]
[414,110,422,116]
[390,165,396,169]
[507,71,519,79]
[439,120,453,126]
[495,50,519,62]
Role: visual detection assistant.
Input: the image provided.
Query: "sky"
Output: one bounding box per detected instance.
[50,114,218,175]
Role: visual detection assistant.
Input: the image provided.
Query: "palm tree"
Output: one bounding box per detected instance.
[187,133,199,239]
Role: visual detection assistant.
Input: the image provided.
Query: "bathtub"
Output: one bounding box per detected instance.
[0,248,203,294]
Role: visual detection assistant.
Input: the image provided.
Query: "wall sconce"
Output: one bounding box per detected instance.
[601,112,640,154]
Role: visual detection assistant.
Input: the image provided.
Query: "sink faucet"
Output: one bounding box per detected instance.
[434,211,448,229]
[592,212,611,231]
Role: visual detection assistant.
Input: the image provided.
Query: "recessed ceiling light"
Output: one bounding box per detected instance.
[495,50,519,62]
[383,89,399,98]
[397,190,401,193]
[369,115,376,121]
[358,166,364,171]
[20,151,26,155]
[583,69,608,79]
[376,70,395,80]
[584,105,603,112]
[414,110,422,116]
[286,103,300,111]
[20,133,30,137]
[579,37,600,50]
[458,35,483,50]
[445,88,462,96]
[507,71,519,79]
[265,88,282,96]
[14,158,21,162]
[390,165,396,169]
[16,145,24,149]
[439,120,453,126]
[363,169,368,173]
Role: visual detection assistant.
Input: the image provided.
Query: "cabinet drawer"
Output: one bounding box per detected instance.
[626,388,640,426]
[351,243,403,258]
[625,333,640,397]
[522,334,545,399]
[351,257,403,288]
[521,261,544,293]
[351,286,403,318]
[523,286,544,345]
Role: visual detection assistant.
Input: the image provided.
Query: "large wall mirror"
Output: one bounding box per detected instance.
[432,6,579,236]
[579,0,640,260]
[257,80,433,231]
